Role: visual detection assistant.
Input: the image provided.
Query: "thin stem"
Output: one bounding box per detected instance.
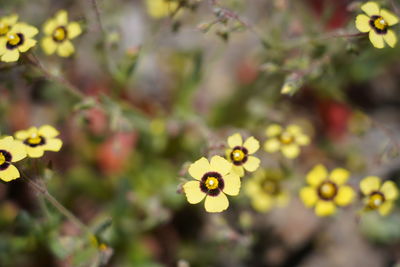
[90,0,106,36]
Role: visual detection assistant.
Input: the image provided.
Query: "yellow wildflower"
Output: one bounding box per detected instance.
[0,14,18,38]
[355,1,398,48]
[15,125,63,158]
[183,156,241,213]
[146,0,180,18]
[264,124,310,159]
[41,10,82,57]
[360,176,399,216]
[0,136,27,182]
[0,23,38,62]
[300,164,355,217]
[245,169,289,213]
[226,133,260,177]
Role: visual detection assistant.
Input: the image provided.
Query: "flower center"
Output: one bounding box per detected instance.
[318,181,337,200]
[53,26,67,42]
[232,149,245,162]
[279,132,294,145]
[205,177,219,190]
[368,192,385,209]
[0,22,9,36]
[7,33,20,46]
[0,150,12,170]
[374,16,388,30]
[24,133,46,147]
[262,179,279,195]
[0,153,5,165]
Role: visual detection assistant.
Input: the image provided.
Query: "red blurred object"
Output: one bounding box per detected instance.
[236,59,259,85]
[86,107,108,136]
[96,132,138,175]
[305,0,349,30]
[318,100,352,140]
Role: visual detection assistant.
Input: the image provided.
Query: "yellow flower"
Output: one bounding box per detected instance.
[14,125,63,158]
[355,1,399,49]
[183,156,241,213]
[0,23,38,62]
[263,124,310,159]
[299,164,355,217]
[245,169,289,213]
[226,133,260,177]
[0,14,19,38]
[146,0,180,18]
[41,10,82,57]
[0,136,27,182]
[360,176,399,216]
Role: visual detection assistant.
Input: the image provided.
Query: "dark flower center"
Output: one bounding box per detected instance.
[6,33,24,50]
[368,191,385,209]
[370,15,388,34]
[0,150,12,170]
[230,146,248,166]
[200,171,224,196]
[279,132,294,145]
[52,26,68,42]
[317,181,338,200]
[24,133,46,147]
[261,179,280,195]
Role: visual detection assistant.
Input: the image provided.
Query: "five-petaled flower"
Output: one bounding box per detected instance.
[146,0,180,18]
[183,156,241,213]
[264,124,310,159]
[0,22,38,62]
[245,168,289,213]
[0,14,19,38]
[41,10,82,57]
[300,164,355,217]
[15,125,63,158]
[226,133,260,177]
[355,1,399,49]
[360,176,399,216]
[0,136,27,182]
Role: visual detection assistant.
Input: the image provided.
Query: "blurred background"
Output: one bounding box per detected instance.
[1,0,400,266]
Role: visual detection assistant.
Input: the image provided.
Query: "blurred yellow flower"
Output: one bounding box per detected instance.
[0,23,38,62]
[245,169,289,213]
[360,176,399,216]
[0,14,19,38]
[146,0,180,18]
[300,164,355,217]
[183,156,241,213]
[41,10,82,57]
[226,133,260,177]
[263,124,310,159]
[0,136,27,182]
[355,1,398,48]
[15,125,63,158]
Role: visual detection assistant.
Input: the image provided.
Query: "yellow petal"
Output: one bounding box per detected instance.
[295,134,310,146]
[378,201,393,216]
[39,125,60,138]
[355,14,371,33]
[41,37,57,55]
[210,155,232,176]
[18,38,36,53]
[56,10,68,25]
[264,138,280,152]
[252,194,273,212]
[232,165,245,177]
[183,180,206,204]
[299,186,318,207]
[286,124,301,135]
[3,14,18,25]
[57,40,75,57]
[281,144,300,159]
[44,138,62,152]
[265,124,282,137]
[222,173,241,196]
[306,164,328,186]
[0,39,7,55]
[380,181,399,200]
[0,164,20,182]
[244,180,260,196]
[0,136,14,148]
[243,156,260,172]
[361,1,380,17]
[67,22,82,39]
[276,192,290,207]
[360,176,381,195]
[315,200,336,217]
[188,157,210,180]
[334,185,355,206]
[7,140,26,162]
[43,19,57,35]
[383,29,397,48]
[26,146,45,158]
[380,9,399,26]
[1,50,19,62]
[227,133,243,148]
[243,136,259,154]
[204,193,229,213]
[329,168,350,185]
[21,24,38,38]
[369,30,385,49]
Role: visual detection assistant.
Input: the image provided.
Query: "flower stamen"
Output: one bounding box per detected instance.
[205,177,219,190]
[368,192,385,209]
[318,181,338,200]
